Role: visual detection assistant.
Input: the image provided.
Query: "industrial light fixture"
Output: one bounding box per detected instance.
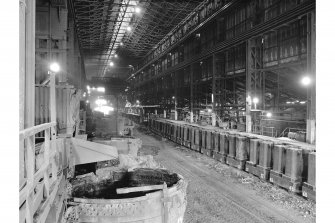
[266,112,272,118]
[136,100,140,104]
[97,87,105,92]
[126,26,132,32]
[300,101,306,104]
[96,98,107,106]
[172,96,175,99]
[253,97,259,104]
[120,42,124,46]
[109,62,114,66]
[50,62,60,73]
[87,85,90,90]
[253,97,259,109]
[135,6,141,13]
[286,101,291,104]
[94,106,114,115]
[114,54,118,58]
[301,76,311,86]
[86,100,89,103]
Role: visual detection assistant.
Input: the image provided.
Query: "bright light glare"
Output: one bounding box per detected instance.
[126,26,132,32]
[109,62,114,66]
[120,42,124,46]
[208,109,212,113]
[266,112,272,118]
[87,85,90,90]
[301,76,311,86]
[114,54,118,58]
[286,101,291,104]
[172,96,175,99]
[86,100,89,103]
[96,98,107,106]
[50,63,60,73]
[94,106,114,115]
[300,101,306,104]
[135,7,141,13]
[136,100,140,104]
[97,87,105,92]
[253,97,259,104]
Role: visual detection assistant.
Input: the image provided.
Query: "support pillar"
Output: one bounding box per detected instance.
[25,0,36,129]
[212,54,216,127]
[190,64,194,123]
[246,40,252,133]
[163,110,166,118]
[306,12,316,144]
[174,99,178,121]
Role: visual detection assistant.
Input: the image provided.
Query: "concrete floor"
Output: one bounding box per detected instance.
[134,126,315,223]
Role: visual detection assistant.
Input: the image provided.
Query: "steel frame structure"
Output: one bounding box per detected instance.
[128,0,315,144]
[69,0,204,78]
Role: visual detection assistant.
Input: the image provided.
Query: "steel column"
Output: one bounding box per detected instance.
[306,11,316,144]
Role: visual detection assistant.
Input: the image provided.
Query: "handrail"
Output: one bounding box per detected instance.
[19,122,62,223]
[279,127,289,138]
[19,122,57,140]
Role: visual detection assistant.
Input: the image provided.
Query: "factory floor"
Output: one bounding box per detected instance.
[134,126,315,223]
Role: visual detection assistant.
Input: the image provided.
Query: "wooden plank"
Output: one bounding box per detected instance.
[19,185,27,207]
[35,175,63,223]
[71,138,118,165]
[32,182,44,215]
[20,122,56,140]
[33,163,48,187]
[116,184,165,194]
[25,135,35,223]
[44,128,50,196]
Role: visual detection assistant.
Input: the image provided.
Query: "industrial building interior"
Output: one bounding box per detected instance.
[15,0,328,222]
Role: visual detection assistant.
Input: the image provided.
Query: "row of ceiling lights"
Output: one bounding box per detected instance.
[109,5,142,67]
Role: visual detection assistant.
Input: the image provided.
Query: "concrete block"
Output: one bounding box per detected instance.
[270,170,302,193]
[272,144,286,174]
[206,130,212,150]
[226,156,246,170]
[302,182,316,201]
[228,134,236,158]
[219,133,229,155]
[249,139,260,165]
[213,151,226,163]
[201,130,207,152]
[284,147,303,181]
[259,140,273,168]
[213,132,220,152]
[307,152,316,187]
[235,136,247,161]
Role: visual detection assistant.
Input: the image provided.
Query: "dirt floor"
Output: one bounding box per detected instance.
[134,125,316,223]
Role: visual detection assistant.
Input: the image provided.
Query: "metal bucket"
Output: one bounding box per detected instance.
[65,174,187,223]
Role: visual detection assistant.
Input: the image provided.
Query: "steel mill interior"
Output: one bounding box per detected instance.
[19,0,317,222]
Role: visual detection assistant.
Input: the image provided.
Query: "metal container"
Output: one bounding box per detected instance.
[67,175,188,223]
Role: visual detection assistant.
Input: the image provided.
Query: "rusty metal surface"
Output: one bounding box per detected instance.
[64,175,187,223]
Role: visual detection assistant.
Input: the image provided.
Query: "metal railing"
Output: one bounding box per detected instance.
[19,122,62,223]
[279,127,306,138]
[252,125,277,137]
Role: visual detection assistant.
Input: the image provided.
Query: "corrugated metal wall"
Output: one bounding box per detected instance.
[35,85,81,135]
